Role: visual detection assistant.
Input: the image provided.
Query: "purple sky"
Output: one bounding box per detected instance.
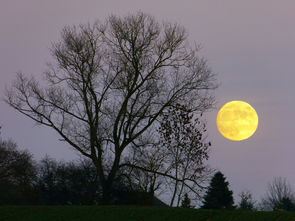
[1,0,295,203]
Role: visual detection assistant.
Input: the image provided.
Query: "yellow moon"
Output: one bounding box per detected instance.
[216,101,258,141]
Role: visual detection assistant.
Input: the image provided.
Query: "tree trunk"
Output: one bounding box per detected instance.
[177,181,185,207]
[99,151,121,205]
[170,152,180,207]
[176,161,189,207]
[101,180,112,205]
[170,180,178,206]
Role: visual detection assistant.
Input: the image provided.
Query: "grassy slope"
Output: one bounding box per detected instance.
[0,206,295,221]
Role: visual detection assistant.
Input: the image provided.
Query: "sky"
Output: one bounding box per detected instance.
[1,0,295,204]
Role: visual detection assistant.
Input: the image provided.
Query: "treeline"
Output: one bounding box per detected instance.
[1,102,213,207]
[200,172,295,211]
[1,136,295,211]
[0,138,158,205]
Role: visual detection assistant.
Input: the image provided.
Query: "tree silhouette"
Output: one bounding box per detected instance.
[35,157,101,205]
[159,104,212,206]
[181,193,192,208]
[261,177,295,211]
[0,131,36,205]
[276,197,295,211]
[201,171,234,209]
[238,190,255,210]
[6,12,216,204]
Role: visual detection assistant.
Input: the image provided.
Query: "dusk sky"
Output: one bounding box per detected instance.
[1,0,295,203]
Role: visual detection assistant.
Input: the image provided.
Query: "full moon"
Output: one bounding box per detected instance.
[216,101,259,141]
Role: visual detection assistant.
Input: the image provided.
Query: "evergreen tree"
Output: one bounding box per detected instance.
[201,171,234,209]
[181,193,192,208]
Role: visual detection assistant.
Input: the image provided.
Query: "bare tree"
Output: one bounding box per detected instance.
[36,156,101,205]
[5,12,216,204]
[261,177,295,210]
[124,141,165,196]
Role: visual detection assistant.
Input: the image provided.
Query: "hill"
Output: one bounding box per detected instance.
[1,206,295,221]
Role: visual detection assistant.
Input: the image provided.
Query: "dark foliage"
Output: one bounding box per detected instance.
[0,137,37,205]
[274,197,295,211]
[181,193,192,208]
[238,191,255,210]
[35,156,162,205]
[261,177,295,211]
[201,171,234,209]
[159,104,212,206]
[0,140,165,205]
[0,126,162,205]
[34,157,101,205]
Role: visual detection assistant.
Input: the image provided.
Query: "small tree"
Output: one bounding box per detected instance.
[159,104,212,206]
[181,193,192,208]
[261,177,295,211]
[238,190,255,210]
[0,130,36,204]
[201,171,234,209]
